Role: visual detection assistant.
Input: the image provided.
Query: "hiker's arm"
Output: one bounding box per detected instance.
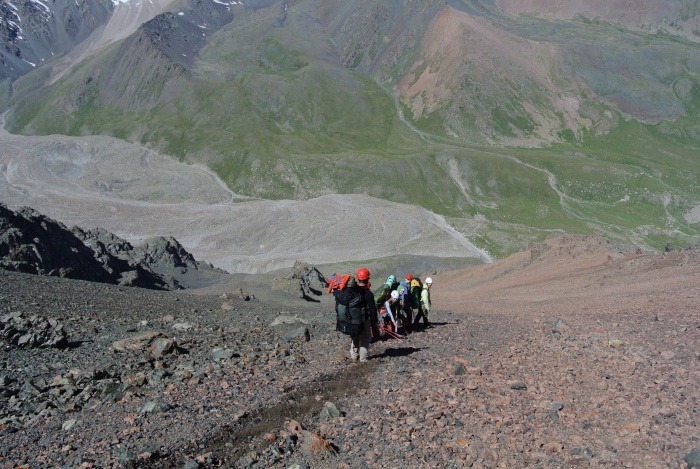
[367,290,378,324]
[384,301,396,323]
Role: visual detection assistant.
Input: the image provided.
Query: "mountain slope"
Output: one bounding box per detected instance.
[0,0,113,80]
[495,0,700,41]
[0,234,698,467]
[7,0,700,149]
[327,0,700,142]
[1,0,699,256]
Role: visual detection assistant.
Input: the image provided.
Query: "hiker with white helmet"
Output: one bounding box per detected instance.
[378,290,400,334]
[416,277,433,327]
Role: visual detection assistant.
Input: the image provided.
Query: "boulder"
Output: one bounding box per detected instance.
[112,331,163,352]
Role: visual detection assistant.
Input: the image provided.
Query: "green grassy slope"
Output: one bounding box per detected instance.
[2,0,699,257]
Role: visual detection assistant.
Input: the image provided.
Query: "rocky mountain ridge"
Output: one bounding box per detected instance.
[0,0,113,80]
[0,203,227,290]
[7,0,700,144]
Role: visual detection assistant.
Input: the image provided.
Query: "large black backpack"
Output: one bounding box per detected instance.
[334,283,367,337]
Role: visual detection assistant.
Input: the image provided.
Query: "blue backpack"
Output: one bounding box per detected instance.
[398,280,412,307]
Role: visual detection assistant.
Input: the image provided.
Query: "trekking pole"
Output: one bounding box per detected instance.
[380,324,405,340]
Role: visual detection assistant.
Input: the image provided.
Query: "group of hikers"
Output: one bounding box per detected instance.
[330,268,433,362]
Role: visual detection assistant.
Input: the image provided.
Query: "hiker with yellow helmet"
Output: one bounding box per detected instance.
[403,274,423,329]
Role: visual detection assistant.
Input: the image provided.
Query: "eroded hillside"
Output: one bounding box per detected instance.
[495,0,700,41]
[1,0,699,257]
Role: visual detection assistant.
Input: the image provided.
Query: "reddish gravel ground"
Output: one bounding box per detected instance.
[1,233,699,468]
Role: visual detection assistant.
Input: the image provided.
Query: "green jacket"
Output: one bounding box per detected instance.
[410,283,421,308]
[421,286,431,312]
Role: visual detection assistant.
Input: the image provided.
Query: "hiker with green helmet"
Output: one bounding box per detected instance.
[385,274,399,291]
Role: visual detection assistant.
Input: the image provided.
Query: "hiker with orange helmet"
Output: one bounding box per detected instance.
[349,267,377,362]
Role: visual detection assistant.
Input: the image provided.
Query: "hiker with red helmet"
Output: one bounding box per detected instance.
[348,267,377,362]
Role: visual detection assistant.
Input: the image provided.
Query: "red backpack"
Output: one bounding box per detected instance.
[326,273,351,294]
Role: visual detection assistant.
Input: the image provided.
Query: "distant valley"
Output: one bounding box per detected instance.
[1,0,699,265]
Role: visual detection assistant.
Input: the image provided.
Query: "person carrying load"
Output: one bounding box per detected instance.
[378,290,399,331]
[397,281,412,334]
[334,267,377,362]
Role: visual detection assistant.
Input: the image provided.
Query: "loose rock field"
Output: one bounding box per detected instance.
[1,234,699,468]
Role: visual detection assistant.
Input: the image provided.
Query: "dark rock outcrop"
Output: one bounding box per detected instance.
[96,0,237,110]
[0,203,225,290]
[0,312,68,349]
[272,261,328,300]
[142,0,235,69]
[134,236,199,272]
